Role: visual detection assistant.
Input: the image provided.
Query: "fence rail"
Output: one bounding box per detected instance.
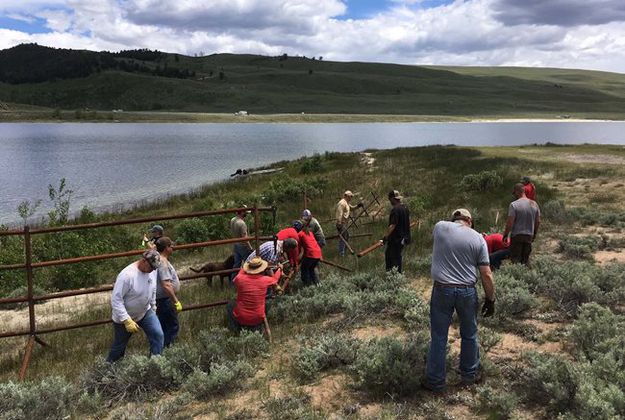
[0,205,276,379]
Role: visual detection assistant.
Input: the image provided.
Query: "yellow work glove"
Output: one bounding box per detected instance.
[174,301,183,313]
[123,318,140,334]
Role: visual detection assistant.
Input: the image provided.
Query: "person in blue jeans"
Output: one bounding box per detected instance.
[107,249,164,362]
[424,209,495,391]
[155,237,182,347]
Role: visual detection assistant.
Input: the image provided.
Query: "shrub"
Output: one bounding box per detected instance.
[195,329,269,369]
[484,273,537,325]
[175,216,229,245]
[479,326,502,354]
[459,170,503,192]
[182,361,253,398]
[262,177,327,204]
[542,200,568,224]
[293,333,360,382]
[81,356,181,402]
[476,385,519,419]
[263,393,321,420]
[351,332,430,397]
[569,303,624,361]
[557,235,601,261]
[299,154,324,174]
[0,377,77,420]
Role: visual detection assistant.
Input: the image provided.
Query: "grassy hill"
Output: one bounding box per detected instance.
[2,44,625,119]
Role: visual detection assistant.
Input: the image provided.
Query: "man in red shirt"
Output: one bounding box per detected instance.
[521,176,536,201]
[298,224,323,286]
[276,220,303,269]
[227,257,282,333]
[483,232,510,270]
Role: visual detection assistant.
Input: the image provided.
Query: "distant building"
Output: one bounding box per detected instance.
[235,111,248,116]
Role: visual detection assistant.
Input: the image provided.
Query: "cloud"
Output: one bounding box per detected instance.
[491,0,625,27]
[1,0,625,73]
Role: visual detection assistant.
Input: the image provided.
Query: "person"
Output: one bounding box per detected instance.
[155,237,182,347]
[245,238,299,266]
[382,190,411,273]
[227,257,282,333]
[301,209,326,248]
[423,209,495,392]
[276,220,303,269]
[142,224,164,249]
[107,249,164,362]
[335,190,362,257]
[503,183,541,266]
[298,222,323,286]
[483,232,510,270]
[521,176,536,201]
[230,205,253,282]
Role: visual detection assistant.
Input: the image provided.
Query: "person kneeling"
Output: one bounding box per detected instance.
[227,257,282,333]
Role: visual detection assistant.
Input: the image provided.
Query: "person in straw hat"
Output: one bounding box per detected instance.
[227,257,282,333]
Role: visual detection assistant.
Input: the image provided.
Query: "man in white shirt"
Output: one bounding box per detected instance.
[106,249,164,362]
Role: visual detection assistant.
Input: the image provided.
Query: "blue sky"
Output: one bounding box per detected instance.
[1,0,625,73]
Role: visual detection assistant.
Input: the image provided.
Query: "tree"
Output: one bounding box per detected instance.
[17,200,42,225]
[47,178,73,225]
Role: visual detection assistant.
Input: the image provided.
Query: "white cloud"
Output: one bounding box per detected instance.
[1,0,625,73]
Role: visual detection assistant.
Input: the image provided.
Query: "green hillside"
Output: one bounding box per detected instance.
[2,44,625,118]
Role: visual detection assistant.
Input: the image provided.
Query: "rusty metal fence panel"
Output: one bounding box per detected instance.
[0,205,276,379]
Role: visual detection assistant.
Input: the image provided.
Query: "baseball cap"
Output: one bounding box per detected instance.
[301,209,312,220]
[142,249,162,270]
[451,208,472,221]
[150,224,164,234]
[388,190,403,200]
[343,190,354,197]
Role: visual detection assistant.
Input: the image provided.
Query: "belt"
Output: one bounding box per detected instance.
[434,283,475,289]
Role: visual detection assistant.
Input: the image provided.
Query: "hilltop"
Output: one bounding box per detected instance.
[2,43,625,120]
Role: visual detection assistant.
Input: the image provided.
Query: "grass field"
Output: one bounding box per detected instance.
[2,46,625,119]
[1,144,625,418]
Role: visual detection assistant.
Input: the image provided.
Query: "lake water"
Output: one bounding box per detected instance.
[1,121,624,224]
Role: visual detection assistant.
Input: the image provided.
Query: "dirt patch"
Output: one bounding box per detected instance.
[305,374,353,412]
[489,332,563,360]
[594,249,625,264]
[562,153,625,165]
[351,324,405,341]
[1,291,110,334]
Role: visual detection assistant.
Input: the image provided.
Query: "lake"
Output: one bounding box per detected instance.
[1,121,624,224]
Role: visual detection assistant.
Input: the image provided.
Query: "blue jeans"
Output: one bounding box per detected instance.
[426,285,479,389]
[337,224,350,257]
[231,243,252,282]
[106,310,164,362]
[156,297,179,347]
[489,249,510,270]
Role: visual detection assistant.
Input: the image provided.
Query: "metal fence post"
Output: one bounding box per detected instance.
[254,204,260,255]
[19,225,35,380]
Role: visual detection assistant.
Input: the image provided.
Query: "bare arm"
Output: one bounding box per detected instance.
[384,224,396,240]
[502,215,515,241]
[533,214,541,241]
[478,265,495,301]
[161,279,178,304]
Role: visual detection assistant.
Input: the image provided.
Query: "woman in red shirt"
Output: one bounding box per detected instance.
[298,223,322,286]
[227,257,281,332]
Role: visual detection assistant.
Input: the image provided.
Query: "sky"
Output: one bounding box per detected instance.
[1,0,625,74]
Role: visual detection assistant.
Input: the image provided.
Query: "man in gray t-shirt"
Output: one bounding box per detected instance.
[503,183,541,265]
[155,237,182,347]
[424,208,495,393]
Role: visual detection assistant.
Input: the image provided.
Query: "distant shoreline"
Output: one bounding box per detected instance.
[1,110,624,123]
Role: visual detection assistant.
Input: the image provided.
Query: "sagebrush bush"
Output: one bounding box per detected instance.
[293,333,360,382]
[542,199,568,224]
[557,235,601,261]
[569,303,624,361]
[459,170,503,192]
[479,326,502,354]
[476,385,518,419]
[182,361,254,398]
[0,377,77,420]
[484,273,538,325]
[195,328,269,369]
[351,332,430,397]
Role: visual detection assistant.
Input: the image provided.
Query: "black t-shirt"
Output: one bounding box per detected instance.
[388,204,411,244]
